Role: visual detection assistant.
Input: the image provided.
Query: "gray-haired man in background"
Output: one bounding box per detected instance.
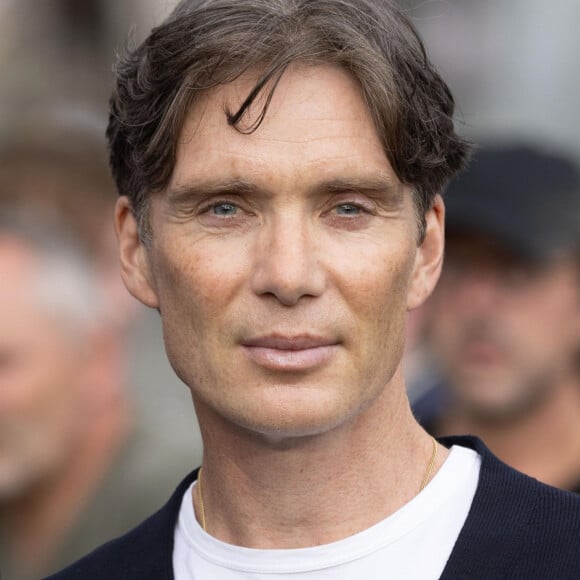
[0,135,192,580]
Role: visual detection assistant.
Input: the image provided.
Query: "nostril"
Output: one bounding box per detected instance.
[250,235,325,305]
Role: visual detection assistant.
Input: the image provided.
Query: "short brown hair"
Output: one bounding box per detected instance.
[108,0,471,241]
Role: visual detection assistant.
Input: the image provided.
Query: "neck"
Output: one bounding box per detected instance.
[193,368,446,548]
[0,399,131,574]
[439,377,580,490]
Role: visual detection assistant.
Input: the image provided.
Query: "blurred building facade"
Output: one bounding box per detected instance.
[2,1,580,157]
[409,0,580,159]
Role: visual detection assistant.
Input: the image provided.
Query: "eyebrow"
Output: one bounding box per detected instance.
[167,179,261,204]
[319,176,404,203]
[166,175,404,204]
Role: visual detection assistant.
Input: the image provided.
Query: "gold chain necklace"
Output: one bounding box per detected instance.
[419,436,439,492]
[197,467,207,531]
[196,437,438,532]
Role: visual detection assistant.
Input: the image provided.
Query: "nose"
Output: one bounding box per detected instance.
[250,214,326,306]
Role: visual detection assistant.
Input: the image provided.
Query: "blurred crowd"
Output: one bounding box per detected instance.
[0,0,579,578]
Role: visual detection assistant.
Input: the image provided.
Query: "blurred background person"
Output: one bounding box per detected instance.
[0,131,199,580]
[0,214,123,579]
[414,145,580,493]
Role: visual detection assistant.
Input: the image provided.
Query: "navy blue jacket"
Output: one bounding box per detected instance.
[46,436,580,579]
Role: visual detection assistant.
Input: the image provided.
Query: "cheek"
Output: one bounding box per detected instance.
[36,347,87,425]
[156,245,218,321]
[516,295,580,356]
[341,244,415,357]
[156,236,249,307]
[0,346,67,414]
[0,349,85,463]
[361,242,415,309]
[153,242,246,373]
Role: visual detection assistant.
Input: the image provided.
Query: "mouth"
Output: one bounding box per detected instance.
[461,340,505,365]
[241,335,340,371]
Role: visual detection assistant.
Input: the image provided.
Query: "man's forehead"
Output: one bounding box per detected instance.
[169,64,399,194]
[179,64,382,146]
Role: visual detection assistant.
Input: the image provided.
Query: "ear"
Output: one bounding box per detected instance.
[407,194,445,311]
[114,197,159,309]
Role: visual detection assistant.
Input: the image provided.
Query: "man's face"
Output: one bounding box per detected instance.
[0,239,88,498]
[428,234,580,421]
[118,64,443,439]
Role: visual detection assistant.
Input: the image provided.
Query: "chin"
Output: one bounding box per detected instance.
[462,390,540,424]
[227,392,360,443]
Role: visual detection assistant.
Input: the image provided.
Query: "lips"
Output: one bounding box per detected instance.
[241,335,339,371]
[461,340,505,366]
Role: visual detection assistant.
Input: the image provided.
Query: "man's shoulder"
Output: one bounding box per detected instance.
[43,511,170,580]
[44,469,199,580]
[441,436,580,579]
[445,434,580,523]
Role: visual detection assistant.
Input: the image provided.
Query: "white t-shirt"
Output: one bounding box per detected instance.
[173,445,481,579]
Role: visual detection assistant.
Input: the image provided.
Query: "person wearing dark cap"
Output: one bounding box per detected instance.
[416,144,580,493]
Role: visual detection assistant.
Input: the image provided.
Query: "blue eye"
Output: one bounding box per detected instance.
[212,203,238,216]
[336,204,361,216]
